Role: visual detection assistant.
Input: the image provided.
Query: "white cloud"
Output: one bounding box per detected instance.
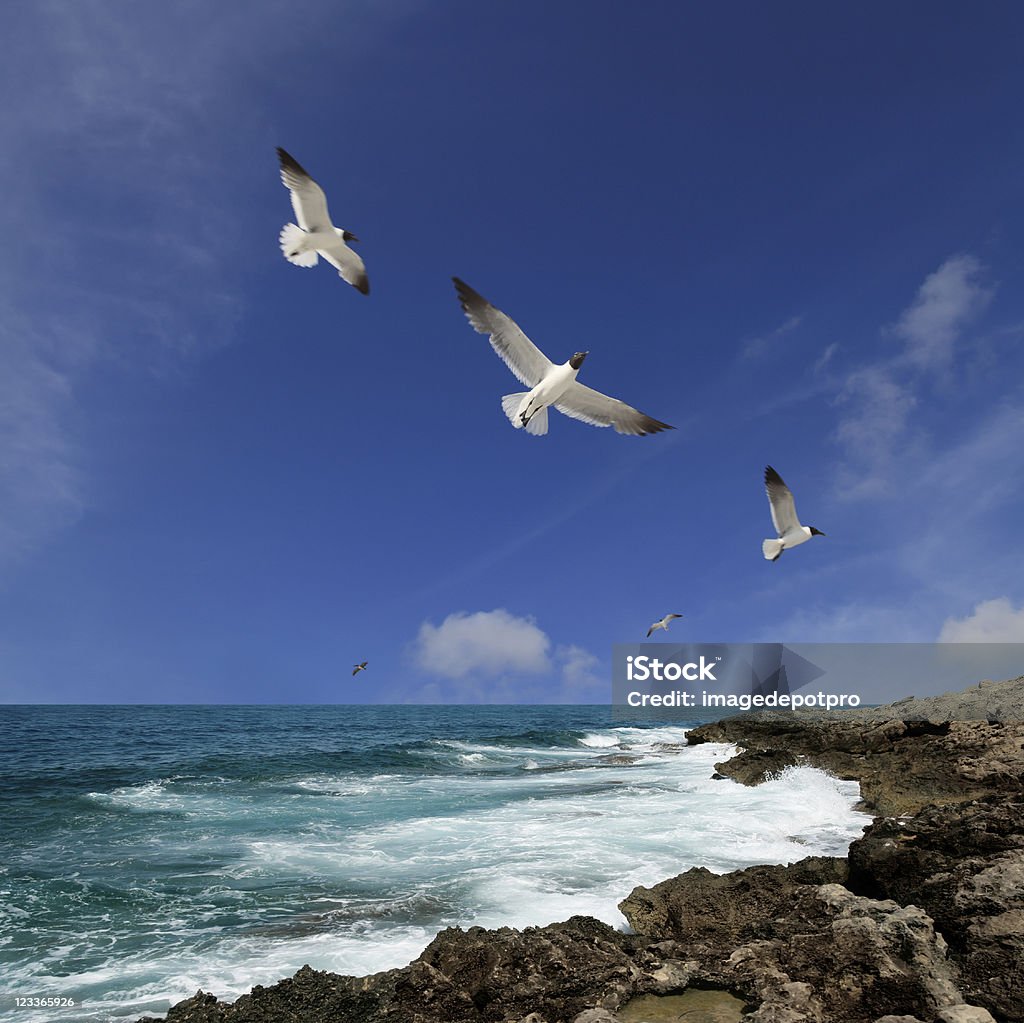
[893,254,993,370]
[556,644,602,693]
[414,609,552,679]
[411,610,606,701]
[938,598,1024,643]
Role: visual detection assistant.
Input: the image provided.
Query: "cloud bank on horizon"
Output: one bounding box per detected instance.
[1,3,1023,703]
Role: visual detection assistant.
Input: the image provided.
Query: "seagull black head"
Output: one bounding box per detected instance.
[809,527,826,536]
[569,351,589,370]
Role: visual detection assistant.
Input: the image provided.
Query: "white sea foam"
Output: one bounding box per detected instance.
[577,732,621,748]
[4,727,870,1021]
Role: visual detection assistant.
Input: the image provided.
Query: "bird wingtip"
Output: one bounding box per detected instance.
[637,416,675,436]
[452,277,475,304]
[276,147,309,177]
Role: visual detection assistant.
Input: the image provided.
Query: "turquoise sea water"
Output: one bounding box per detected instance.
[0,705,869,1022]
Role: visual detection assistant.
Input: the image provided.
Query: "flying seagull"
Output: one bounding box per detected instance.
[452,278,673,437]
[647,613,684,638]
[352,661,368,677]
[276,147,369,295]
[762,466,825,561]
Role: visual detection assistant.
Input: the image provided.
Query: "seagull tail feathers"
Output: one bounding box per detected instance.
[279,223,318,267]
[501,393,548,435]
[762,538,784,562]
[524,406,548,437]
[501,393,528,429]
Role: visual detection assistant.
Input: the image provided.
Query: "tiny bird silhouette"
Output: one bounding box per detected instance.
[647,613,684,638]
[352,661,368,677]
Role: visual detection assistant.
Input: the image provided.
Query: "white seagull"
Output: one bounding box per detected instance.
[277,147,369,295]
[453,278,673,437]
[647,613,683,638]
[762,466,826,561]
[352,661,368,677]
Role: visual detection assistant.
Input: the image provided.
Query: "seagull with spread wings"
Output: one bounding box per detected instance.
[762,466,826,561]
[647,613,684,638]
[276,148,369,295]
[453,278,673,437]
[352,661,368,677]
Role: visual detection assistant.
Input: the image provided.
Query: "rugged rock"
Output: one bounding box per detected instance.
[848,795,1024,1022]
[620,858,984,1023]
[710,746,800,786]
[688,717,1024,816]
[138,917,694,1023]
[618,856,848,947]
[855,675,1024,724]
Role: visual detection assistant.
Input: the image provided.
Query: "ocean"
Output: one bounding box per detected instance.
[0,705,869,1022]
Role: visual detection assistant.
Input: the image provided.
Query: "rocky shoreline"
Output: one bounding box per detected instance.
[139,679,1024,1023]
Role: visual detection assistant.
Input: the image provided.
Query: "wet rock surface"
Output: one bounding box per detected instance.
[140,680,1024,1023]
[617,856,849,948]
[686,716,1024,816]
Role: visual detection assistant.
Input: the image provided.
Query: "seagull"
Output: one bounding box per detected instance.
[647,613,683,638]
[276,147,369,295]
[452,278,673,437]
[762,466,825,561]
[352,661,368,677]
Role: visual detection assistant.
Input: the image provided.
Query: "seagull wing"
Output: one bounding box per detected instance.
[277,148,333,233]
[554,382,674,436]
[765,466,800,536]
[321,239,370,295]
[453,278,553,388]
[646,625,655,637]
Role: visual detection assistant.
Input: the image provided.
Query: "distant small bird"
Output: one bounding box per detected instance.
[276,147,369,295]
[647,613,684,638]
[453,278,673,437]
[352,661,368,677]
[762,465,825,561]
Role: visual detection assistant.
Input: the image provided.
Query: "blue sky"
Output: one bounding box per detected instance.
[2,1,1023,703]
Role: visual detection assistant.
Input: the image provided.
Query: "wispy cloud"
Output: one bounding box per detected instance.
[739,314,804,360]
[832,254,994,497]
[0,329,84,561]
[891,254,993,371]
[813,341,840,375]
[0,5,350,568]
[0,3,423,570]
[833,365,918,496]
